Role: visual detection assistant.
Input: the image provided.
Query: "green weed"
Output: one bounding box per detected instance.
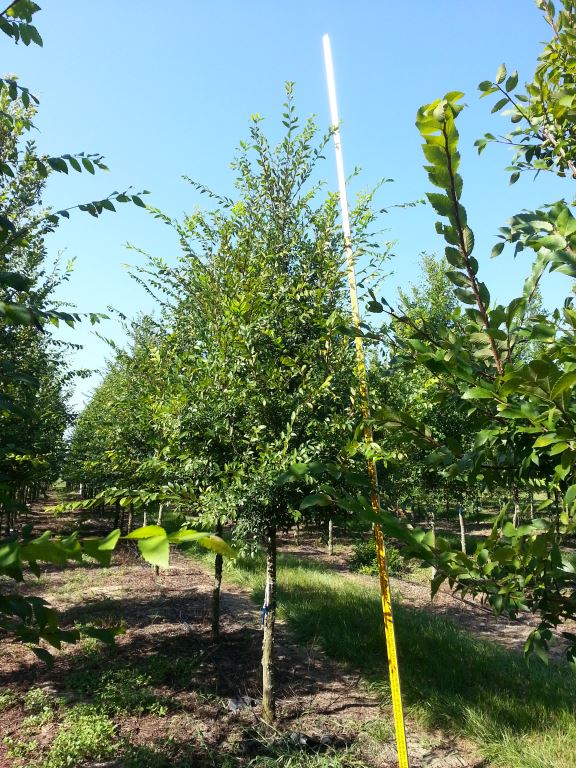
[96,668,169,716]
[21,708,54,733]
[348,539,408,576]
[247,751,366,767]
[0,689,18,711]
[23,686,57,713]
[40,705,117,768]
[3,735,38,762]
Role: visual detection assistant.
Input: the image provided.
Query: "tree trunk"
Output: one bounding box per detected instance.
[142,508,148,527]
[327,518,333,557]
[126,505,134,534]
[529,490,534,521]
[512,486,520,528]
[113,502,121,529]
[155,504,164,576]
[212,521,224,639]
[458,506,466,554]
[429,506,437,581]
[554,489,561,534]
[261,526,277,724]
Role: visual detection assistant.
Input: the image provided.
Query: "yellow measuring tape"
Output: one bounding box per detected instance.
[322,33,410,768]
[348,256,410,768]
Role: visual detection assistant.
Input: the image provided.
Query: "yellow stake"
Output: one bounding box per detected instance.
[322,34,410,768]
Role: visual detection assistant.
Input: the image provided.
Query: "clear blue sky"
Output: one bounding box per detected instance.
[6,1,572,408]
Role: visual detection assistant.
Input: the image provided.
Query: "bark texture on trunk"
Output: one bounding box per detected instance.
[113,502,121,530]
[328,518,333,557]
[429,507,437,581]
[211,521,223,639]
[458,506,466,554]
[126,505,134,534]
[261,526,277,724]
[155,504,164,576]
[512,486,520,528]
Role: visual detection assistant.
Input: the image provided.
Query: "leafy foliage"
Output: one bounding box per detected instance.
[294,2,576,665]
[349,538,408,576]
[476,0,576,182]
[0,2,164,661]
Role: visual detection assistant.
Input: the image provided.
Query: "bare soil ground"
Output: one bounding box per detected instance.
[0,506,486,768]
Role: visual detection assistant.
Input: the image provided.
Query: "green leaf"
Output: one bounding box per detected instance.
[47,157,68,174]
[533,433,560,448]
[83,529,121,565]
[426,193,453,217]
[495,64,507,84]
[491,241,505,258]
[31,646,55,666]
[549,441,569,455]
[196,535,236,558]
[462,387,494,400]
[565,485,576,506]
[505,72,519,91]
[125,525,166,540]
[463,227,474,253]
[491,97,509,113]
[550,370,576,399]
[137,536,170,568]
[445,247,464,267]
[0,271,32,291]
[536,234,566,251]
[300,493,332,509]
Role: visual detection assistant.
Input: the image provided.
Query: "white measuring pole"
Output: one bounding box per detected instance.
[322,35,353,248]
[322,34,410,768]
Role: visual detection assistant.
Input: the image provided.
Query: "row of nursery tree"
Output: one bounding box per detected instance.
[2,0,576,724]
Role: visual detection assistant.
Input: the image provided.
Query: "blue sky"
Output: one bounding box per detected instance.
[6,1,573,408]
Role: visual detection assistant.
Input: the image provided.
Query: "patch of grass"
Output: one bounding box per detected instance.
[359,718,395,744]
[196,547,576,768]
[66,643,200,688]
[96,668,169,716]
[248,751,366,767]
